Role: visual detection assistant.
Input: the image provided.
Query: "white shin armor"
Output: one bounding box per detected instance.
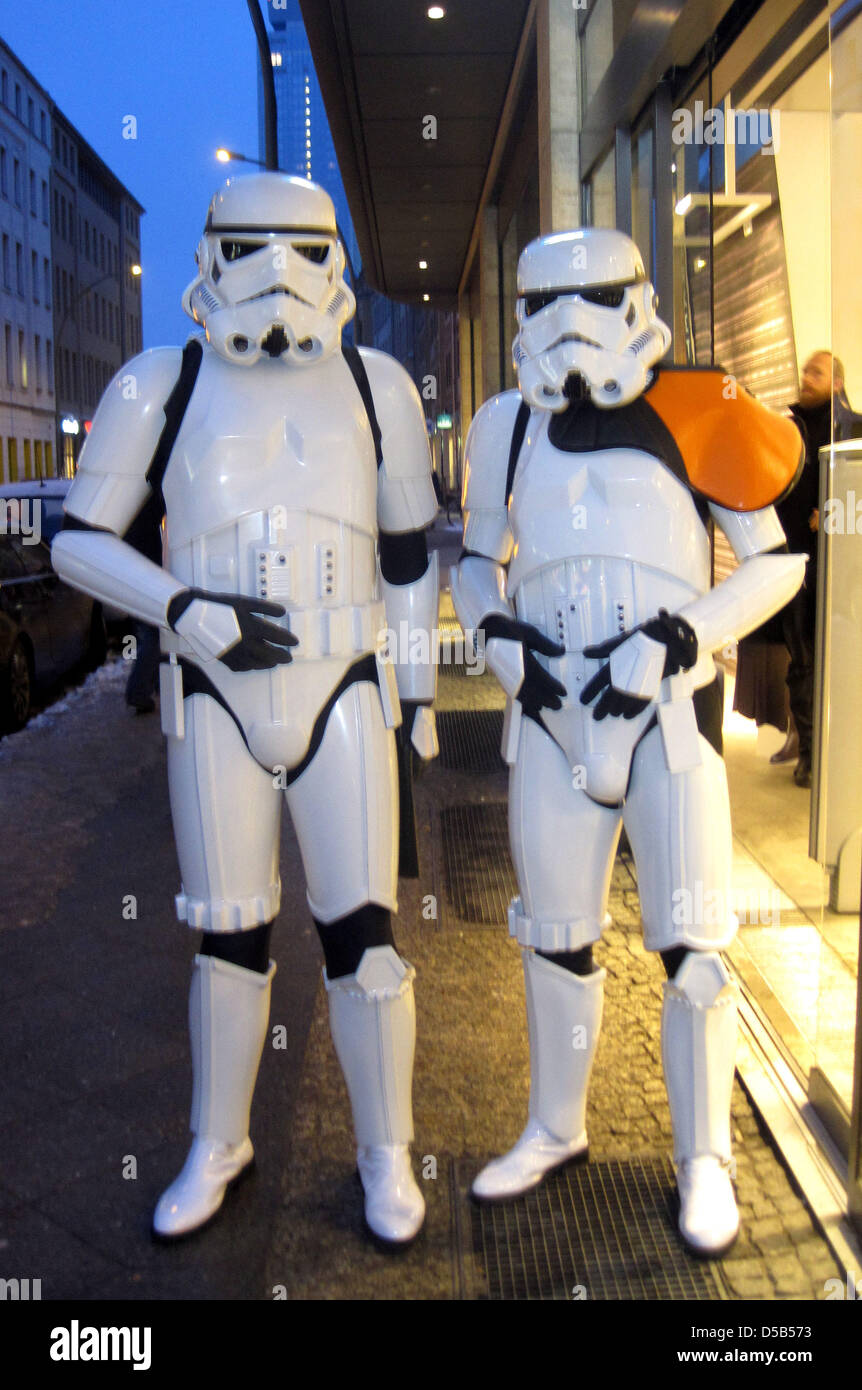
[190,954,276,1146]
[152,954,275,1238]
[472,953,603,1201]
[661,951,737,1166]
[524,950,605,1142]
[325,945,416,1148]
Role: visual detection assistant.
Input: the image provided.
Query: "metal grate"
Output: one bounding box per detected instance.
[437,709,505,773]
[441,802,515,926]
[456,1157,728,1301]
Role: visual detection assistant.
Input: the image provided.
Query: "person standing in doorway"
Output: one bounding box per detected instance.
[779,352,862,787]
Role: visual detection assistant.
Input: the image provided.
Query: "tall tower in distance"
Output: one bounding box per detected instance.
[259,0,361,284]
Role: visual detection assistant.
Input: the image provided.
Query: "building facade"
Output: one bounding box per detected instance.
[0,40,55,483]
[51,109,143,477]
[0,36,143,484]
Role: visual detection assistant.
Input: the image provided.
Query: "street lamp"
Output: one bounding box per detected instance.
[215,148,266,168]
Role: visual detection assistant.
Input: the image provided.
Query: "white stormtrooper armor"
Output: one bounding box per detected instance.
[453,229,805,1254]
[52,173,439,1245]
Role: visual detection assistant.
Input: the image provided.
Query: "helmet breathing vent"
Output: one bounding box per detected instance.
[327,288,348,318]
[628,330,653,356]
[198,286,221,314]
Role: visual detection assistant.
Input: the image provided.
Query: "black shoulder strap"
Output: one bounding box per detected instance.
[342,343,384,468]
[145,337,204,508]
[505,399,531,505]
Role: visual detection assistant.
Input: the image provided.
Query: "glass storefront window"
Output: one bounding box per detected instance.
[664,5,862,1194]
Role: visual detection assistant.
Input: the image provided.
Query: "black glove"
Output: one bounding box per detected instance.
[167,587,299,672]
[482,614,567,719]
[579,608,697,721]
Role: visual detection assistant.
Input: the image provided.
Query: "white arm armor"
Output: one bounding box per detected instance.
[52,347,187,628]
[679,503,805,656]
[365,348,439,753]
[451,391,523,695]
[451,554,524,697]
[363,348,439,533]
[52,529,185,630]
[52,343,251,663]
[380,551,439,704]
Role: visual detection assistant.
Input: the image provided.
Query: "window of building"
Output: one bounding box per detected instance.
[41,179,48,223]
[2,235,9,289]
[0,146,6,198]
[0,71,7,107]
[31,250,38,302]
[34,440,42,478]
[16,241,23,295]
[18,330,27,389]
[13,157,21,205]
[46,339,53,393]
[8,438,18,484]
[45,440,53,477]
[43,258,50,307]
[29,169,36,215]
[40,110,47,145]
[4,324,12,386]
[14,84,21,121]
[34,334,41,390]
[23,439,31,480]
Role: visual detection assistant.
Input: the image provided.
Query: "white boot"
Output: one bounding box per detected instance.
[661,951,740,1255]
[153,953,275,1239]
[325,945,425,1244]
[472,950,604,1200]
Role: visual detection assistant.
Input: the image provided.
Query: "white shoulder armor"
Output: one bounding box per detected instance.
[361,347,437,534]
[358,350,433,533]
[64,345,184,534]
[461,389,522,564]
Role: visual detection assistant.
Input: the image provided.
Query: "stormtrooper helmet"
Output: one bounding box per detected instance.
[182,172,356,365]
[512,229,671,410]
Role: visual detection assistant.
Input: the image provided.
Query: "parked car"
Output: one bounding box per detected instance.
[0,532,106,731]
[0,478,71,545]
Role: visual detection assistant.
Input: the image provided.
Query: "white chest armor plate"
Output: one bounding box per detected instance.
[509,416,711,645]
[507,417,715,803]
[162,350,381,661]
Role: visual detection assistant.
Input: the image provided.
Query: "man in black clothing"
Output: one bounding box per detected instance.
[778,352,862,787]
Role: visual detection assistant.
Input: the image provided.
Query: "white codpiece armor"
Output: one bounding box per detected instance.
[51,173,439,1246]
[453,227,805,1255]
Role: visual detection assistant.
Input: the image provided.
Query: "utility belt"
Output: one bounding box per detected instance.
[162,599,388,664]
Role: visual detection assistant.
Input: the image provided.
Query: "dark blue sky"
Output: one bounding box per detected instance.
[2,1,262,349]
